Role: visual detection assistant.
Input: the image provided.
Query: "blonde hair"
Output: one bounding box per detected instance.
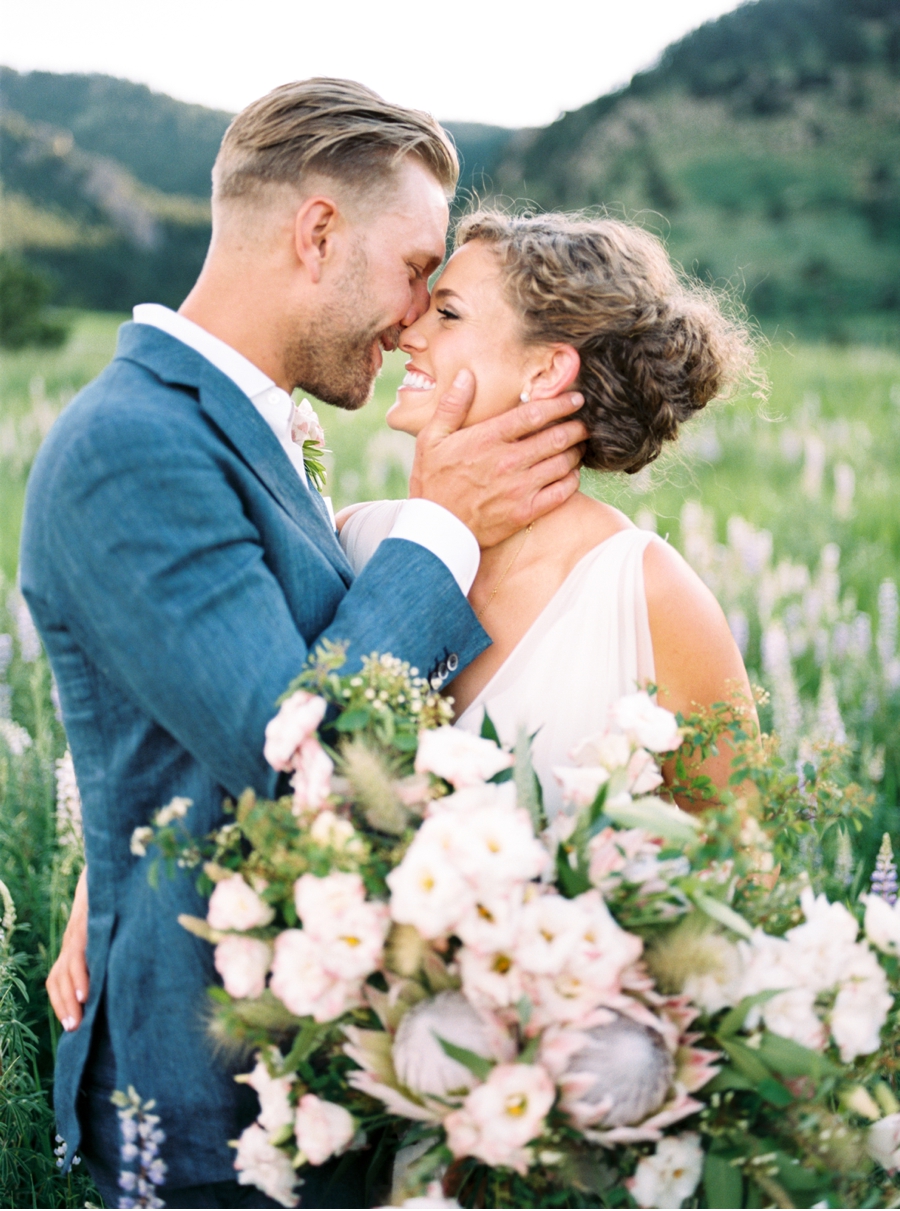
[213,78,458,207]
[456,210,757,474]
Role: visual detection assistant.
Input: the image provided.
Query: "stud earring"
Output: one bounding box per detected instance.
[519,391,531,403]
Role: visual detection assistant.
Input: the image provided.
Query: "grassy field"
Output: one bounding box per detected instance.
[1,313,900,1205]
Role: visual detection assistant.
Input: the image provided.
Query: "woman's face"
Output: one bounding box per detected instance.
[386,241,533,436]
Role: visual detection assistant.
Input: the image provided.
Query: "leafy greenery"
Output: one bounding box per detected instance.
[0,254,68,351]
[0,586,100,1207]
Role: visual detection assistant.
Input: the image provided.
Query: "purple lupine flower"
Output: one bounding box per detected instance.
[871,833,899,905]
[113,1086,168,1209]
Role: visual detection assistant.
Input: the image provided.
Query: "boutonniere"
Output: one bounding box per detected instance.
[291,399,329,493]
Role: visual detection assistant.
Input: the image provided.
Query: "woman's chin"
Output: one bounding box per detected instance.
[386,398,426,437]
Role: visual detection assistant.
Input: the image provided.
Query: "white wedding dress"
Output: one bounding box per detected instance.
[341,501,658,818]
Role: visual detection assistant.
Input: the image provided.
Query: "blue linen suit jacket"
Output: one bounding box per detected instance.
[19,322,489,1188]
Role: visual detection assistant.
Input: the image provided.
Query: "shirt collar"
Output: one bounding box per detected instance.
[132,303,275,402]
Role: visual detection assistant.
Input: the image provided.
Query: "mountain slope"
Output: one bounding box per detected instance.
[490,0,900,338]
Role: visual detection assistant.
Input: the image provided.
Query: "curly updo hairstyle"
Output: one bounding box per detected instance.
[455,210,757,474]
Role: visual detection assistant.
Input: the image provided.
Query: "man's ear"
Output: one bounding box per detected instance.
[294,196,340,284]
[528,344,581,400]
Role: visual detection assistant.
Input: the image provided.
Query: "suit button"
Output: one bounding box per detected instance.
[437,661,448,679]
[447,653,459,672]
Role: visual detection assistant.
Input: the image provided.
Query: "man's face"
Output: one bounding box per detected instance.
[287,158,450,410]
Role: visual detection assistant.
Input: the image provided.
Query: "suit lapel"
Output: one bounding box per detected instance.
[117,322,353,585]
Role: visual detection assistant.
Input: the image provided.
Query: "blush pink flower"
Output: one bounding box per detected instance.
[553,765,609,808]
[414,726,513,788]
[233,1123,298,1207]
[290,738,334,814]
[611,692,681,754]
[269,929,364,1023]
[444,1063,555,1174]
[291,399,326,448]
[245,1052,295,1136]
[207,873,274,932]
[214,935,271,999]
[294,1094,355,1166]
[264,691,327,772]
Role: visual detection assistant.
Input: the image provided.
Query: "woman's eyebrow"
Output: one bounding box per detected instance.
[432,287,464,304]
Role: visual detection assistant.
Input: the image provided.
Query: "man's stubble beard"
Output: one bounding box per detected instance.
[284,242,394,412]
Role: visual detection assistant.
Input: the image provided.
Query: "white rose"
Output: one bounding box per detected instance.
[214,935,271,999]
[207,873,275,932]
[290,738,333,814]
[245,1052,295,1135]
[864,893,900,956]
[627,1132,704,1208]
[611,692,682,753]
[553,765,609,807]
[233,1122,298,1207]
[294,1094,355,1166]
[392,991,494,1100]
[264,691,327,771]
[291,399,325,447]
[830,961,893,1062]
[868,1113,900,1173]
[415,727,513,788]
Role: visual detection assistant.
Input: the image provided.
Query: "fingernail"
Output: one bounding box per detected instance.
[63,1016,77,1031]
[572,394,584,408]
[75,989,85,1003]
[452,370,469,388]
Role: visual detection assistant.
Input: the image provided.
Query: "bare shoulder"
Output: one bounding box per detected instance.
[642,535,750,710]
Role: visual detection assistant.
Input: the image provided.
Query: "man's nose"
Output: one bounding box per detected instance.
[401,279,431,328]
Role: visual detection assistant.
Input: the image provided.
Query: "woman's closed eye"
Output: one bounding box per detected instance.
[436,307,460,322]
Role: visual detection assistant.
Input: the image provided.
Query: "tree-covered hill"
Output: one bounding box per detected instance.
[1,0,898,337]
[490,0,900,340]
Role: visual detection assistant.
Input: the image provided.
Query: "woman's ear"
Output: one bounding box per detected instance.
[526,345,581,400]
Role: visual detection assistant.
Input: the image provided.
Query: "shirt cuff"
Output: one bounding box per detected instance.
[388,500,480,595]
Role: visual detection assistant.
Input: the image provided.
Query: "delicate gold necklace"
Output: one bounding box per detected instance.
[476,522,535,621]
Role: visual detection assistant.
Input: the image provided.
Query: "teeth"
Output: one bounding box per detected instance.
[401,371,434,390]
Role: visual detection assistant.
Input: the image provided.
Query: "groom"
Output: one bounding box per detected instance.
[23,78,585,1208]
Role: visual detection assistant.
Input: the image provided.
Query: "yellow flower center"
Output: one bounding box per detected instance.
[505,1095,528,1117]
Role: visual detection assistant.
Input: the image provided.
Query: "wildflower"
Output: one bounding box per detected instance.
[443,1063,555,1174]
[0,718,32,756]
[626,1132,704,1208]
[610,692,681,754]
[414,726,513,788]
[214,935,271,999]
[153,796,191,827]
[207,873,274,932]
[233,1122,298,1207]
[263,691,327,772]
[294,1094,355,1165]
[55,749,82,842]
[130,827,154,857]
[871,833,898,905]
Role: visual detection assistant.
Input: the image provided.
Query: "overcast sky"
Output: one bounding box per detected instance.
[4,0,745,128]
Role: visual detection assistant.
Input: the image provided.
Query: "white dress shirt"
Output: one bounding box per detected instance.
[132,304,480,593]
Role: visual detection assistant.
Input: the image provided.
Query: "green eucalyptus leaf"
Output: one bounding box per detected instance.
[435,1034,493,1082]
[718,989,783,1037]
[703,1152,743,1209]
[604,795,700,844]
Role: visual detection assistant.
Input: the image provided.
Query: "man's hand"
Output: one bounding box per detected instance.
[408,370,587,548]
[47,866,90,1031]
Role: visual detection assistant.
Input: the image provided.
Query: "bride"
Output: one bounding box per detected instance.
[338,209,757,816]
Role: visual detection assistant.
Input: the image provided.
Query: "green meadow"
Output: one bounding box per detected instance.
[2,314,900,1206]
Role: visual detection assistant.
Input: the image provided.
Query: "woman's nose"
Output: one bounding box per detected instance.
[399,323,426,353]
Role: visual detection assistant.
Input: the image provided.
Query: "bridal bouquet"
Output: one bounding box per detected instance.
[139,645,900,1209]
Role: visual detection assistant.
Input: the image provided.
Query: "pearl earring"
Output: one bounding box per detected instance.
[519,390,531,403]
